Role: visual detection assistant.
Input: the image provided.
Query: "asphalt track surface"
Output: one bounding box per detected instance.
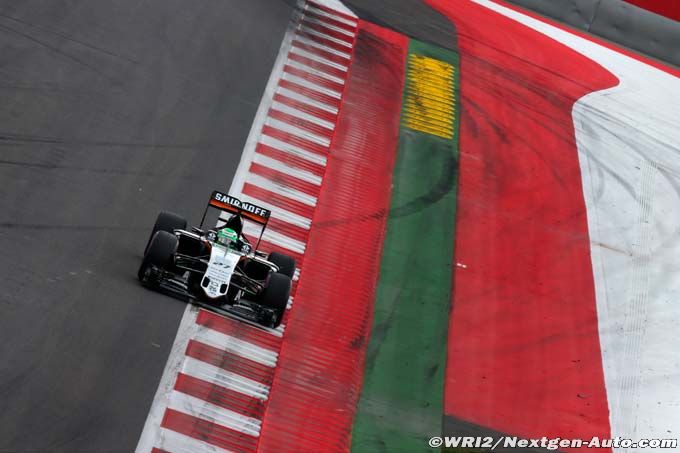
[0,1,455,451]
[0,1,292,450]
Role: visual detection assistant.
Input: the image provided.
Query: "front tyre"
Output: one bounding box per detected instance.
[268,252,296,279]
[144,211,187,254]
[259,272,291,328]
[138,231,178,288]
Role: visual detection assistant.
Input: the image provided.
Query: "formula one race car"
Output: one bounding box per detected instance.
[138,191,295,328]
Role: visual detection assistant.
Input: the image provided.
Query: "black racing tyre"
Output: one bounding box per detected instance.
[144,211,187,254]
[259,272,291,328]
[243,259,270,281]
[268,252,296,279]
[138,231,178,286]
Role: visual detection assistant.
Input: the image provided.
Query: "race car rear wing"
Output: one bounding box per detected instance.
[200,191,271,248]
[201,191,271,226]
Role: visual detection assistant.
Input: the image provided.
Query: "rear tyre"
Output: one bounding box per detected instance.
[144,211,187,254]
[268,252,296,279]
[259,272,291,328]
[138,231,178,287]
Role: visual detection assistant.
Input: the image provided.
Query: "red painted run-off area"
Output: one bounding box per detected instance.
[624,0,680,21]
[257,22,407,452]
[427,0,619,445]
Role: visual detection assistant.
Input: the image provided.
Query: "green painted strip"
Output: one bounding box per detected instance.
[352,39,460,452]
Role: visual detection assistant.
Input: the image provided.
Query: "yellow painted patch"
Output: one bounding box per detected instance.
[403,54,456,139]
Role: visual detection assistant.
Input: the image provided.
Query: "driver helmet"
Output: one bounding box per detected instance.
[216,228,238,248]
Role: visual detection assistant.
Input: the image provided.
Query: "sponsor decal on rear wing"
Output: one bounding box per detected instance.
[207,191,271,225]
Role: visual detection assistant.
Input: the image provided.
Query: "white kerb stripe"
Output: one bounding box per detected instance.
[194,328,278,367]
[260,133,328,167]
[286,57,346,85]
[265,117,331,148]
[253,152,323,186]
[242,194,312,229]
[272,324,286,336]
[244,223,307,254]
[276,86,338,115]
[302,15,356,37]
[235,319,284,338]
[298,24,353,48]
[271,100,335,130]
[305,5,358,28]
[282,72,342,99]
[167,391,261,437]
[181,356,270,400]
[246,173,318,207]
[305,0,357,19]
[156,428,232,453]
[293,33,351,59]
[290,45,349,72]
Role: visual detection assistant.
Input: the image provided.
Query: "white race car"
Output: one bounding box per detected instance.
[138,191,295,328]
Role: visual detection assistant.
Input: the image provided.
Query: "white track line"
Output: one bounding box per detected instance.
[167,391,262,437]
[136,308,201,453]
[228,8,301,197]
[156,428,233,453]
[253,152,323,185]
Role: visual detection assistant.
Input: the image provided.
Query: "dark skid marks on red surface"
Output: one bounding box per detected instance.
[428,0,618,444]
[256,23,407,453]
